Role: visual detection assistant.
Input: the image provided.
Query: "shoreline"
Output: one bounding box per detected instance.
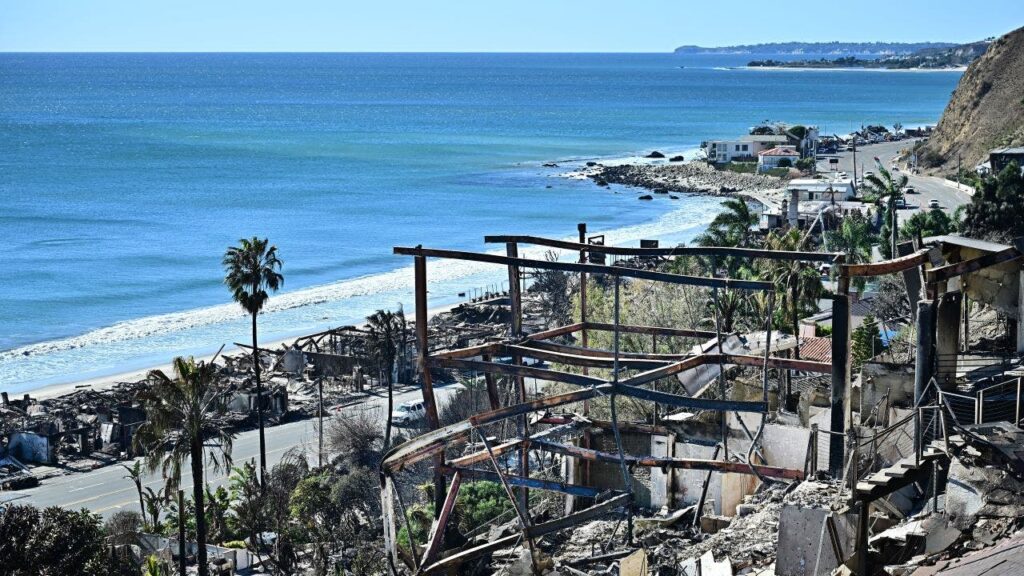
[25,299,465,402]
[740,65,967,72]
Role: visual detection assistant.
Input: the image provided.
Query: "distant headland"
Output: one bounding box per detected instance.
[673,41,958,56]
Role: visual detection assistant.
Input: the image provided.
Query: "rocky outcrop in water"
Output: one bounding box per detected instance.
[584,161,783,196]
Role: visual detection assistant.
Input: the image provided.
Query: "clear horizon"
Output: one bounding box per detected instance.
[1,0,1018,53]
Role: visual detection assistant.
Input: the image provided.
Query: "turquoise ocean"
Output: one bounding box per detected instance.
[0,53,961,392]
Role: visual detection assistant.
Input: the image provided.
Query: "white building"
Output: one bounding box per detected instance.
[757,146,800,172]
[786,177,855,202]
[705,135,789,163]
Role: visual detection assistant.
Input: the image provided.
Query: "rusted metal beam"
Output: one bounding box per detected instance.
[468,385,611,427]
[537,415,670,436]
[924,244,1023,284]
[393,246,773,290]
[506,344,672,370]
[440,465,603,498]
[532,439,804,480]
[526,493,632,538]
[429,356,607,388]
[520,339,690,361]
[483,235,841,262]
[420,534,521,575]
[724,353,832,374]
[419,471,463,570]
[584,322,717,339]
[431,341,504,360]
[613,383,768,413]
[413,255,446,519]
[524,322,585,342]
[840,248,931,278]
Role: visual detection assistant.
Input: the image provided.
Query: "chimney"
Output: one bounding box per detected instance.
[1,392,8,407]
[788,188,799,227]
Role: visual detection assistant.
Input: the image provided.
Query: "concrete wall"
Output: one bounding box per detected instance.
[860,362,915,416]
[776,505,858,576]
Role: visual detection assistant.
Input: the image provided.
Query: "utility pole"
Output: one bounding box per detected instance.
[851,134,858,193]
[318,376,324,468]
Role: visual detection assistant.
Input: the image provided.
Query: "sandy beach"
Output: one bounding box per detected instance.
[26,300,465,402]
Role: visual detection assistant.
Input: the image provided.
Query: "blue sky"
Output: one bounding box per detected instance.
[1,0,1018,52]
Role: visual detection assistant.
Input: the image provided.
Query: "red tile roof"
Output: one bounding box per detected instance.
[758,146,799,157]
[799,336,832,363]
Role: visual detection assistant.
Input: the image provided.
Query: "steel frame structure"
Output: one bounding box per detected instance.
[380,230,843,575]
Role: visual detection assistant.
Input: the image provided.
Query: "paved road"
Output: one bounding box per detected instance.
[817,140,972,215]
[1,383,464,518]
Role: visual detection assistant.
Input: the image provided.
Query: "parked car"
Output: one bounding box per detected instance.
[864,171,874,178]
[896,198,908,209]
[929,199,941,209]
[905,186,916,194]
[392,400,426,425]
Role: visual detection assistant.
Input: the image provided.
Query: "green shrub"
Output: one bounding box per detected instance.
[455,481,513,533]
[222,540,247,549]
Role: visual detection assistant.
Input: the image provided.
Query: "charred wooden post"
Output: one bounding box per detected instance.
[914,299,937,404]
[935,292,962,390]
[830,270,851,476]
[414,254,446,517]
[481,354,501,410]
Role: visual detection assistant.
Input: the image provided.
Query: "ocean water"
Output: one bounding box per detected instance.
[0,53,961,392]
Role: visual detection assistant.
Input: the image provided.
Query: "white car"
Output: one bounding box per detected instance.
[929,199,941,209]
[392,401,426,425]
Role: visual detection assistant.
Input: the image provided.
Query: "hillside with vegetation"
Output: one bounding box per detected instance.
[917,26,1024,170]
[747,39,990,69]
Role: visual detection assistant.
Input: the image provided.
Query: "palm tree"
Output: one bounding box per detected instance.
[862,161,908,259]
[134,356,235,576]
[366,309,400,450]
[764,229,824,355]
[223,237,283,483]
[825,211,876,294]
[121,460,147,529]
[142,486,165,532]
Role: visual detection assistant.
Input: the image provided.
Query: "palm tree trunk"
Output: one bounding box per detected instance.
[135,483,146,530]
[252,312,266,484]
[191,441,209,576]
[890,198,899,261]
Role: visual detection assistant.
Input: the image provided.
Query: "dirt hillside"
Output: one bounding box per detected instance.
[918,26,1024,171]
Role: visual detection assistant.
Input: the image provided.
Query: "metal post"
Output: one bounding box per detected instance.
[578,223,592,501]
[610,276,633,544]
[317,377,324,468]
[977,389,985,424]
[693,444,723,529]
[414,255,445,517]
[178,489,186,576]
[506,242,529,512]
[711,257,728,457]
[810,424,819,474]
[914,409,922,468]
[1016,377,1021,425]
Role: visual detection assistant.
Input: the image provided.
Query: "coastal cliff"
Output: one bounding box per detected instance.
[918,26,1024,170]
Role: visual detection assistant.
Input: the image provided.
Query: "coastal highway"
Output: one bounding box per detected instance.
[817,140,973,213]
[0,383,465,518]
